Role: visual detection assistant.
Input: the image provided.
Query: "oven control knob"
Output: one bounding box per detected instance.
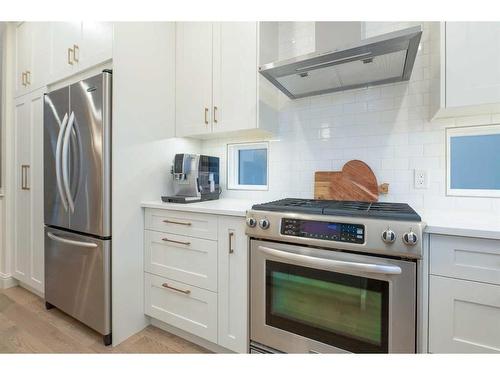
[259,218,270,230]
[246,217,257,228]
[381,229,396,244]
[403,231,418,246]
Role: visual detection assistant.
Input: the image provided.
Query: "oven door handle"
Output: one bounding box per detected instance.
[258,246,402,275]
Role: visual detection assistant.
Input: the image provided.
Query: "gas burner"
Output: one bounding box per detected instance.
[252,198,421,221]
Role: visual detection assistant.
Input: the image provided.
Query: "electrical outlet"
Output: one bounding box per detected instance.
[414,169,428,189]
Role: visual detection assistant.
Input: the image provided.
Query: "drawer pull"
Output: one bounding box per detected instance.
[162,219,192,226]
[162,237,191,246]
[162,283,191,295]
[229,231,235,254]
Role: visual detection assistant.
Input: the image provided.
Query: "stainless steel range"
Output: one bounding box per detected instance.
[246,199,425,354]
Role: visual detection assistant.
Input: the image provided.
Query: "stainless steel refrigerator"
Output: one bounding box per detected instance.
[43,71,112,346]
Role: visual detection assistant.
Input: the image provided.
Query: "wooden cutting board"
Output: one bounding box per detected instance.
[314,160,380,202]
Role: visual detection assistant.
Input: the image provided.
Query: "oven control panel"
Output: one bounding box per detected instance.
[281,218,365,244]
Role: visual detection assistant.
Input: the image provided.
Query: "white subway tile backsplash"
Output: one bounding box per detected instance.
[198,22,500,215]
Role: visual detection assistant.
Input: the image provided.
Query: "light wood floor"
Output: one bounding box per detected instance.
[0,286,210,353]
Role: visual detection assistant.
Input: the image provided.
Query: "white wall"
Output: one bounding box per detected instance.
[201,22,500,215]
[112,22,200,344]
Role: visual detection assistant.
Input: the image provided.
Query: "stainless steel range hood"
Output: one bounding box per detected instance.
[259,25,423,99]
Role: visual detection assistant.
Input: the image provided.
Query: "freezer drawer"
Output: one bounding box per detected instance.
[44,227,111,335]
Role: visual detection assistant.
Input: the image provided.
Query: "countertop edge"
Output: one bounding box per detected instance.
[424,225,500,241]
[141,201,250,217]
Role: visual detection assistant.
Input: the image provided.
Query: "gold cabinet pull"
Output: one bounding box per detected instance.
[73,44,80,62]
[162,219,192,226]
[21,165,30,190]
[161,237,191,246]
[213,106,218,124]
[68,48,74,65]
[161,283,191,295]
[204,107,209,125]
[26,71,31,85]
[228,231,235,254]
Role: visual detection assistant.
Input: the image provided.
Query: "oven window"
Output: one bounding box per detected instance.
[266,260,389,353]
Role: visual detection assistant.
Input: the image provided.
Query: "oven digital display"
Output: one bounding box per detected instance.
[281,219,365,244]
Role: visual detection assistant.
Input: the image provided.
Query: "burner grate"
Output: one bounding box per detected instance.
[252,198,421,221]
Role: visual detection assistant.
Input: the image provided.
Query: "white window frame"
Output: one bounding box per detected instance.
[446,124,500,197]
[227,142,269,191]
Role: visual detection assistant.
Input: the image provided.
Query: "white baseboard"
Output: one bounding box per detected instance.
[18,281,44,298]
[150,318,234,354]
[0,273,18,289]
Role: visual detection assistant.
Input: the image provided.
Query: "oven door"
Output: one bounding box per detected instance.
[250,239,416,353]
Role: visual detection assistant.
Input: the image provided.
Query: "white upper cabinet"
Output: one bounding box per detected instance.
[432,22,500,119]
[175,22,214,137]
[80,22,113,71]
[15,22,112,91]
[15,22,51,97]
[175,22,279,138]
[212,22,258,134]
[50,22,82,81]
[51,22,113,83]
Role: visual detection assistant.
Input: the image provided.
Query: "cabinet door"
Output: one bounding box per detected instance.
[429,275,500,353]
[446,22,500,108]
[50,22,81,81]
[212,22,258,134]
[217,216,249,353]
[13,97,31,283]
[79,22,113,71]
[15,22,31,96]
[175,22,213,137]
[30,22,51,90]
[28,91,46,293]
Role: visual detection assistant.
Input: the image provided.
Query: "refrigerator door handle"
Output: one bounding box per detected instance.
[47,232,98,248]
[56,112,69,211]
[62,111,76,213]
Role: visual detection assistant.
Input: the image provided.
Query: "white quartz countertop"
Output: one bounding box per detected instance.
[421,209,500,240]
[141,198,255,217]
[142,199,500,240]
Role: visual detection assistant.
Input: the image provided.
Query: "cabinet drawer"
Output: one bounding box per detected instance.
[430,234,500,285]
[145,209,218,240]
[429,275,500,353]
[144,230,217,291]
[144,273,217,343]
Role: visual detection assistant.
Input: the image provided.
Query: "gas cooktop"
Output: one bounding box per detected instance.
[252,198,421,222]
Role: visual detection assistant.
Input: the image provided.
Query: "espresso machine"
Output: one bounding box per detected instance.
[162,154,220,203]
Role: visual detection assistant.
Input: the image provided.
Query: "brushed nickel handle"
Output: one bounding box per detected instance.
[162,219,192,226]
[213,106,218,124]
[228,231,235,254]
[204,107,209,125]
[68,48,74,65]
[21,72,27,86]
[162,237,191,246]
[21,165,30,190]
[161,283,191,295]
[26,71,31,85]
[73,44,79,62]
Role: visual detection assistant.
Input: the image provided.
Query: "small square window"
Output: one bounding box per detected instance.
[227,142,269,190]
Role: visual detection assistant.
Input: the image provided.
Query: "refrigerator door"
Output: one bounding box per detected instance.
[44,226,111,335]
[67,72,112,237]
[44,86,70,228]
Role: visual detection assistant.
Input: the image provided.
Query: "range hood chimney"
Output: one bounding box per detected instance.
[259,23,422,100]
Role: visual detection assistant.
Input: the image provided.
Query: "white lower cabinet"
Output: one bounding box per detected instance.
[217,216,249,353]
[143,209,249,352]
[144,230,218,292]
[428,234,500,353]
[144,273,218,342]
[429,275,500,353]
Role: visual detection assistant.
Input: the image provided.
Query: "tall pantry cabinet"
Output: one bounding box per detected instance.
[12,88,46,293]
